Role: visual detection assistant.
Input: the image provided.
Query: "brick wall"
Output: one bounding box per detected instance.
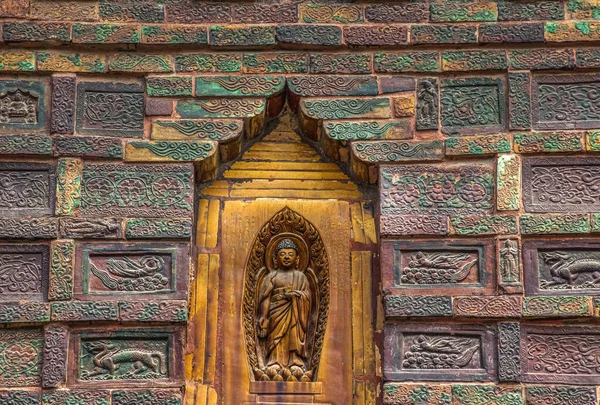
[2,1,600,404]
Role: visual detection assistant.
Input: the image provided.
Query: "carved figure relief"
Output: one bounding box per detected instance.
[244,207,329,383]
[500,239,519,284]
[0,89,38,124]
[80,338,168,381]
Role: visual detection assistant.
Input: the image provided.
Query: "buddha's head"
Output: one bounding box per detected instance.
[275,238,298,270]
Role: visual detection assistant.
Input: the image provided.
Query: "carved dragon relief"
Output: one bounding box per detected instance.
[539,251,600,289]
[243,207,330,383]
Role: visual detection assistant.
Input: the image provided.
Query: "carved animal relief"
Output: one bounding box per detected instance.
[243,207,329,383]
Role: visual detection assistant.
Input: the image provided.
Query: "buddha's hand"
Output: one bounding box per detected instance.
[258,316,269,337]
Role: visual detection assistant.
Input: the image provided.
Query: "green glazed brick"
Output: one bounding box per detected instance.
[109,53,173,73]
[3,22,71,42]
[568,0,600,19]
[374,51,440,73]
[509,49,574,70]
[37,51,106,73]
[0,135,52,156]
[310,53,372,74]
[514,132,583,153]
[352,140,443,163]
[42,390,111,405]
[141,25,207,44]
[276,24,342,46]
[53,135,123,159]
[99,2,164,23]
[508,72,531,130]
[384,384,452,405]
[289,75,378,97]
[302,98,390,119]
[324,120,411,141]
[442,50,508,71]
[176,98,265,118]
[520,214,591,235]
[195,76,285,97]
[453,385,523,405]
[243,53,308,73]
[430,2,498,22]
[112,389,182,405]
[72,23,140,44]
[0,302,50,323]
[526,386,597,405]
[523,296,591,317]
[175,53,241,73]
[1,391,41,405]
[479,22,545,43]
[209,25,276,46]
[411,24,478,44]
[575,48,600,68]
[591,213,600,232]
[499,1,565,21]
[546,22,600,41]
[118,301,188,322]
[0,50,35,71]
[445,134,511,156]
[450,215,518,236]
[146,76,192,97]
[586,130,600,151]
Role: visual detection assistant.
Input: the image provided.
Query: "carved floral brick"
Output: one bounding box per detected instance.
[383,384,451,405]
[526,386,597,405]
[452,385,523,405]
[0,162,55,218]
[385,296,452,318]
[453,296,522,318]
[0,329,43,387]
[380,163,494,216]
[523,296,591,317]
[112,389,183,405]
[498,322,521,382]
[41,325,68,388]
[0,245,49,302]
[42,390,111,405]
[119,301,188,322]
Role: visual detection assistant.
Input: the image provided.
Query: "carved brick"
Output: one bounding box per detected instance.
[300,3,362,23]
[0,390,41,405]
[51,75,76,134]
[523,296,591,317]
[55,158,82,217]
[196,76,285,97]
[112,389,183,405]
[165,2,230,24]
[416,78,438,130]
[146,76,192,97]
[301,98,390,120]
[515,131,583,153]
[450,215,518,236]
[380,215,448,237]
[453,385,523,405]
[41,325,67,388]
[59,218,121,239]
[411,25,477,45]
[533,73,600,130]
[242,53,308,74]
[0,245,49,302]
[74,242,189,300]
[175,53,241,73]
[384,323,496,382]
[209,26,275,47]
[499,1,564,20]
[352,140,442,162]
[343,26,408,46]
[479,22,544,43]
[276,24,342,46]
[72,23,140,44]
[80,163,194,218]
[99,3,163,23]
[53,135,123,158]
[119,301,188,322]
[76,80,145,138]
[3,22,70,42]
[151,119,242,141]
[51,301,119,321]
[0,302,50,323]
[49,240,74,301]
[523,157,600,213]
[328,121,411,142]
[0,162,56,217]
[383,384,451,405]
[526,386,597,405]
[380,163,495,216]
[385,296,452,318]
[520,214,591,235]
[125,218,192,239]
[0,80,47,132]
[42,390,110,405]
[497,154,522,211]
[176,98,265,118]
[0,218,58,239]
[521,325,600,384]
[108,54,173,73]
[442,50,508,71]
[431,2,497,22]
[232,4,297,23]
[441,78,506,136]
[509,72,532,130]
[311,53,372,74]
[38,52,106,74]
[0,134,50,156]
[453,296,522,318]
[381,239,495,296]
[499,239,522,287]
[374,52,440,73]
[445,134,511,156]
[523,240,600,296]
[141,25,207,45]
[0,329,43,387]
[288,76,378,97]
[510,49,574,70]
[498,322,521,382]
[364,3,428,22]
[70,327,183,386]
